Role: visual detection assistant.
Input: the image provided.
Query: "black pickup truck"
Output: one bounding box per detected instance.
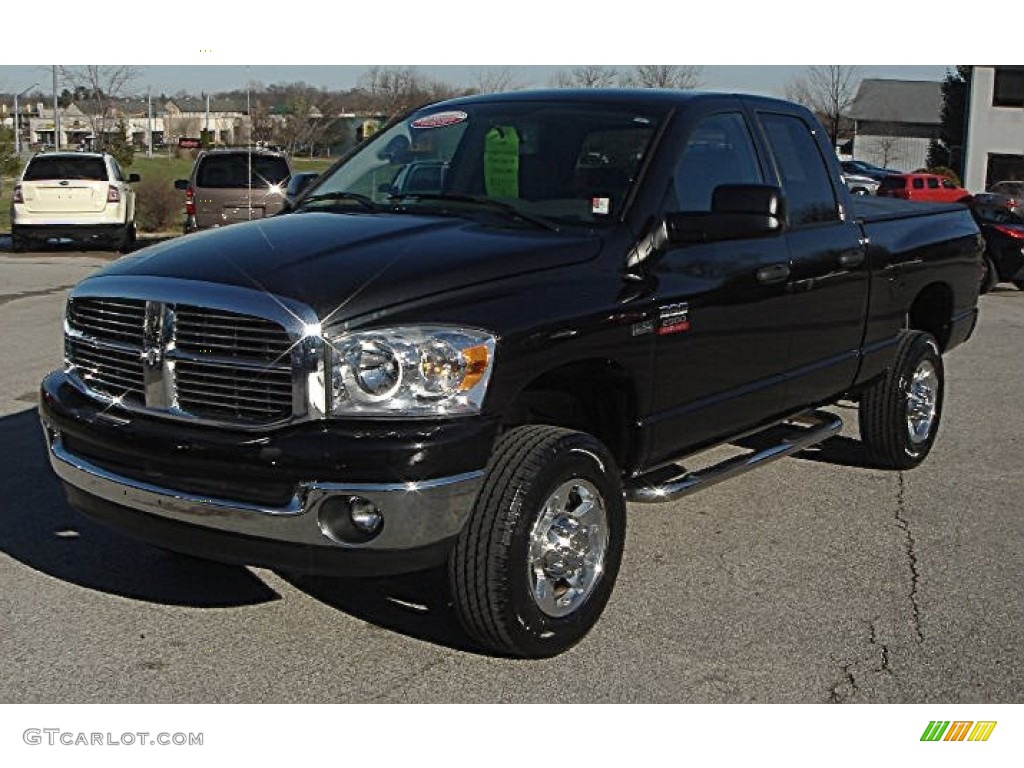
[39,90,983,658]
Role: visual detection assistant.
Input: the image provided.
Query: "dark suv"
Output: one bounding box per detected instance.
[175,149,291,233]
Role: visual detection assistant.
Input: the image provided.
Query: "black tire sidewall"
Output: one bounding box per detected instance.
[501,438,625,657]
[896,334,944,464]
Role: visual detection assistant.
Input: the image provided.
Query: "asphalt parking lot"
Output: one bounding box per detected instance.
[0,243,1021,703]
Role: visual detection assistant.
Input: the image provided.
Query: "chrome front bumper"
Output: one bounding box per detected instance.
[44,428,484,552]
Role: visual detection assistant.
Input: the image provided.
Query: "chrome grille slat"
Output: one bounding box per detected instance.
[176,375,293,398]
[66,296,297,426]
[173,364,292,386]
[68,297,146,346]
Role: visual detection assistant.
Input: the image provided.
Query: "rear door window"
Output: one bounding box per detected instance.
[758,113,839,227]
[23,156,108,181]
[196,155,290,188]
[912,177,925,189]
[927,177,940,189]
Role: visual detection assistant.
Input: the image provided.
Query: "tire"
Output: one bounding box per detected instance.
[11,234,27,254]
[114,222,136,253]
[859,330,944,470]
[981,255,998,294]
[448,425,626,658]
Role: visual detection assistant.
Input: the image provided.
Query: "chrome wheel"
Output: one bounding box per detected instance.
[527,479,608,618]
[906,359,939,444]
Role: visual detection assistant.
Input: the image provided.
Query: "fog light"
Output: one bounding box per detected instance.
[349,496,383,534]
[318,495,384,544]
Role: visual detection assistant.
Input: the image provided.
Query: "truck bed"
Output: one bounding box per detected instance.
[849,195,968,223]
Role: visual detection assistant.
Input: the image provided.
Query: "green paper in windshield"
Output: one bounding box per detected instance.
[484,126,520,198]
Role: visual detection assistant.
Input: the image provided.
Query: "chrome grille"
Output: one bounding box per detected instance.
[175,305,293,363]
[66,336,145,403]
[68,297,146,347]
[176,359,294,422]
[65,296,298,426]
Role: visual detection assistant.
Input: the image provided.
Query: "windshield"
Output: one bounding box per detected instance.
[300,99,668,226]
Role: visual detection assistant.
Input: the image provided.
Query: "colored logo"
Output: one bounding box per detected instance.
[921,721,997,742]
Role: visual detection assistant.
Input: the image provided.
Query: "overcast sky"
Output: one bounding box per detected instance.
[0,65,950,99]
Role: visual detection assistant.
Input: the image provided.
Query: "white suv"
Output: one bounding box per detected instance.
[11,152,139,252]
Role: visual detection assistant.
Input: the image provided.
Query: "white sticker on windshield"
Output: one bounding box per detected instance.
[411,111,469,129]
[592,197,611,215]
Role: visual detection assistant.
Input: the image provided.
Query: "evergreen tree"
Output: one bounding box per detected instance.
[928,66,971,175]
[105,120,135,167]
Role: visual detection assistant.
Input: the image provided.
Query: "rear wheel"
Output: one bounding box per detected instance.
[859,331,944,469]
[448,425,626,658]
[981,255,998,293]
[114,223,136,253]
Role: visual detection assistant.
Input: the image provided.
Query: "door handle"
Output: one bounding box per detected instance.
[838,250,865,268]
[756,263,790,284]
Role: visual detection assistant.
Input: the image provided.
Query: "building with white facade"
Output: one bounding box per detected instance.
[964,66,1024,192]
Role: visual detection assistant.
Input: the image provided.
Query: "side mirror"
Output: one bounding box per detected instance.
[666,184,786,244]
[174,179,189,191]
[128,173,140,183]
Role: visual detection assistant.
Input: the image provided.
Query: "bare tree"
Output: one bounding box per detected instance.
[623,65,703,90]
[356,67,469,117]
[275,91,350,157]
[59,65,141,147]
[784,65,861,147]
[472,67,525,94]
[550,66,620,88]
[868,131,904,169]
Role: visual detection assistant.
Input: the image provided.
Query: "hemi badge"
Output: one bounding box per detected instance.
[656,303,690,335]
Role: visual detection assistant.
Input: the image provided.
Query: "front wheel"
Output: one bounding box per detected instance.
[858,331,944,469]
[448,425,626,658]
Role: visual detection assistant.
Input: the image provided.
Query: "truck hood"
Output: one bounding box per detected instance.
[96,211,602,320]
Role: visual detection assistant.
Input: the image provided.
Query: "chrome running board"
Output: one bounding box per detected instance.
[625,410,843,504]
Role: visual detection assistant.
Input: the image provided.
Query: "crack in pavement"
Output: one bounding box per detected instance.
[0,285,78,308]
[869,617,893,675]
[829,663,857,703]
[894,472,925,643]
[829,618,896,703]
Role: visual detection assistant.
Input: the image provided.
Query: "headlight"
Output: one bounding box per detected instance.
[326,326,496,416]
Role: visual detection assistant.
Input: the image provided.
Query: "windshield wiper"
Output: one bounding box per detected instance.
[300,191,378,211]
[388,193,559,232]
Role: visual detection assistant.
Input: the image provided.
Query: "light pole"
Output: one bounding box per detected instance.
[13,83,39,156]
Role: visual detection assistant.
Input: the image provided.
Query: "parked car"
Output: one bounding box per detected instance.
[843,173,879,196]
[174,148,291,233]
[970,202,1024,292]
[876,173,972,204]
[40,90,982,658]
[840,159,899,182]
[972,180,1024,216]
[10,152,139,252]
[284,172,321,206]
